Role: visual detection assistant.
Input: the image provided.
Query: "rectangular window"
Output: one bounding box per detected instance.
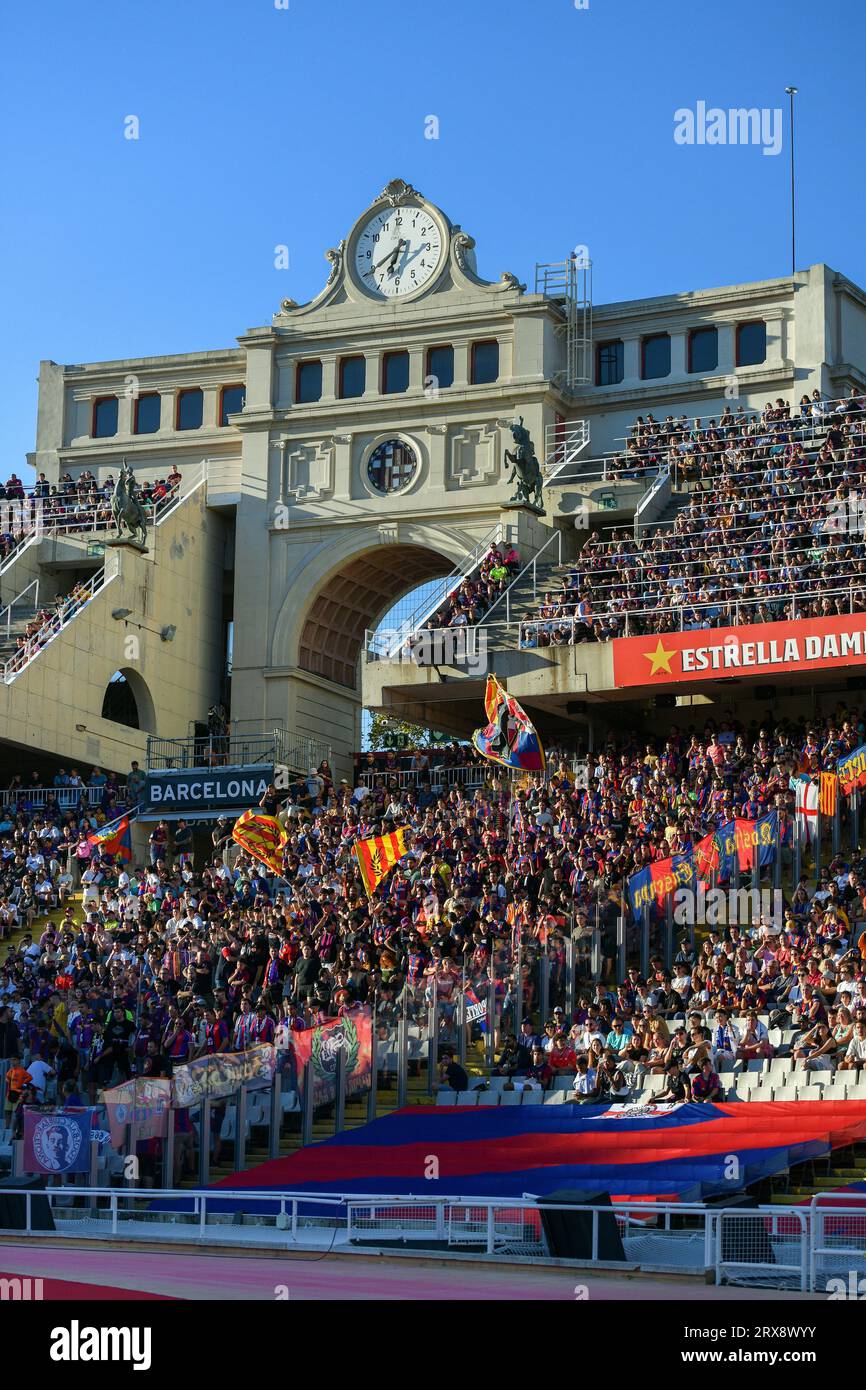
[176,388,204,430]
[382,350,410,395]
[471,340,499,385]
[296,360,323,404]
[688,327,718,374]
[736,321,767,367]
[134,393,161,435]
[596,340,624,386]
[339,356,366,399]
[219,384,245,426]
[92,397,118,438]
[426,344,454,390]
[641,333,671,380]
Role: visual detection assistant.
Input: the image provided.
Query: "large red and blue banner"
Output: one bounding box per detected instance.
[472,675,545,773]
[193,1100,866,1207]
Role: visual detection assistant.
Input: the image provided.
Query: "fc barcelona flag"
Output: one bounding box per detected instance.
[472,674,545,773]
[87,813,132,863]
[819,772,839,818]
[355,826,411,897]
[232,809,287,876]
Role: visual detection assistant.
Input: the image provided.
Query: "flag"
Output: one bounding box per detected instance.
[838,745,866,797]
[472,674,545,773]
[819,772,839,818]
[694,831,719,884]
[87,813,132,863]
[716,821,737,882]
[627,866,653,920]
[794,775,819,845]
[464,986,488,1033]
[232,809,288,876]
[354,826,411,897]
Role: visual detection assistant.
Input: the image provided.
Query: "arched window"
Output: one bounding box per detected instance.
[101,671,140,728]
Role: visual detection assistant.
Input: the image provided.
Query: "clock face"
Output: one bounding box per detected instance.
[353,204,444,299]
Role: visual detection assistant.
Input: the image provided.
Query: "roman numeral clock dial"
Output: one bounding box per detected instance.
[354,206,444,300]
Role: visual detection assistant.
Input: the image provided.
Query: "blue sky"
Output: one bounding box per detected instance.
[2,0,864,475]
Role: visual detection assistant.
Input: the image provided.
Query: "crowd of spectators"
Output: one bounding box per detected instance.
[1,705,865,1144]
[419,543,520,634]
[520,392,866,646]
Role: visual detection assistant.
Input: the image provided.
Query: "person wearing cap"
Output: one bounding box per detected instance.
[653,1057,691,1104]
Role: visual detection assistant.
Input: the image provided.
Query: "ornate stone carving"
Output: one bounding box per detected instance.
[285,439,336,501]
[325,240,346,283]
[377,178,422,207]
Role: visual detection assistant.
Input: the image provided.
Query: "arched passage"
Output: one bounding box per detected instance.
[298,543,452,688]
[100,667,157,732]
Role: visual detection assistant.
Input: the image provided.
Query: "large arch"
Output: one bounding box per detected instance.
[270,521,491,690]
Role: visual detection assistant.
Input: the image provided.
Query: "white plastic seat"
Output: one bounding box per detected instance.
[455,1091,478,1106]
[521,1090,544,1105]
[477,1092,500,1106]
[745,1059,768,1073]
[499,1090,523,1105]
[554,1074,577,1091]
[435,1092,457,1106]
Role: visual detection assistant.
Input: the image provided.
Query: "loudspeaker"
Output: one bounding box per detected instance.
[0,1173,55,1231]
[537,1189,626,1261]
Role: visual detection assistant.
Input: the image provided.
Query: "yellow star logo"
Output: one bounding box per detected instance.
[643,639,677,676]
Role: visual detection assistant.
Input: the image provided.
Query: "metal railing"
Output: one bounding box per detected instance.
[1,555,119,685]
[369,522,506,659]
[0,784,128,809]
[516,579,866,644]
[358,765,487,790]
[145,727,330,775]
[0,577,39,641]
[2,1180,861,1287]
[543,420,591,483]
[477,527,563,630]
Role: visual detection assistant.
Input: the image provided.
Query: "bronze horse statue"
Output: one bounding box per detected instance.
[111,461,149,546]
[504,417,545,512]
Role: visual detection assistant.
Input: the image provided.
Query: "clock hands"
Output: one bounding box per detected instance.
[369,238,407,276]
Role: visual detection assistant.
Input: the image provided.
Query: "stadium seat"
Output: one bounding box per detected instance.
[435,1092,457,1106]
[521,1091,544,1105]
[745,1059,768,1073]
[553,1074,577,1091]
[476,1092,500,1106]
[499,1090,523,1106]
[455,1092,478,1106]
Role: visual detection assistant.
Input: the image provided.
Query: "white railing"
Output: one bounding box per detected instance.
[154,458,207,527]
[476,527,563,630]
[0,577,39,640]
[1,554,119,685]
[543,419,590,483]
[0,784,128,809]
[633,464,670,540]
[369,522,506,659]
[616,390,866,449]
[515,579,866,645]
[3,1181,861,1287]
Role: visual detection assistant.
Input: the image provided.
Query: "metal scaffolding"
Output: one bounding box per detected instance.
[535,254,593,394]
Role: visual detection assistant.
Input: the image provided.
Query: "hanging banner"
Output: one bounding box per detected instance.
[171,1044,277,1109]
[291,1009,372,1106]
[22,1110,92,1174]
[838,745,866,796]
[612,613,866,688]
[103,1078,172,1147]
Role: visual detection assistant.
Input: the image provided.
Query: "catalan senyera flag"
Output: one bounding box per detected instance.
[87,814,132,863]
[819,772,839,818]
[354,826,411,898]
[232,809,288,876]
[472,674,545,773]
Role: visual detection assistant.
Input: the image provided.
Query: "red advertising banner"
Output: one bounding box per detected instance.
[291,1009,372,1107]
[612,613,866,688]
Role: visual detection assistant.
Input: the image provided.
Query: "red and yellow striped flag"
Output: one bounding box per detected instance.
[232,809,287,876]
[354,825,411,897]
[819,772,839,818]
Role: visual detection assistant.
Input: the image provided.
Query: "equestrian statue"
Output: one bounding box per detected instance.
[111,460,149,547]
[504,417,545,513]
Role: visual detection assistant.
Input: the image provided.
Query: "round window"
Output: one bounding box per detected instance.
[366,439,418,494]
